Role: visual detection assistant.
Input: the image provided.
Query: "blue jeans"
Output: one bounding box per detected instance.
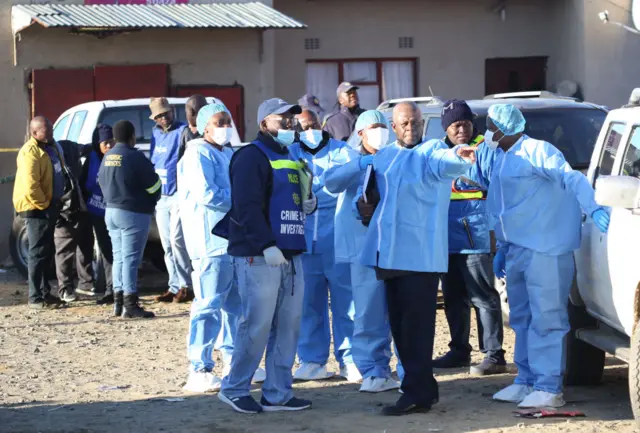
[351,263,396,379]
[156,195,192,293]
[222,255,304,404]
[298,253,354,367]
[105,208,151,295]
[187,255,241,372]
[215,310,238,361]
[441,253,505,362]
[506,245,573,394]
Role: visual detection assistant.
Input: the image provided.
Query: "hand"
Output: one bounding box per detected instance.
[592,208,610,233]
[263,246,288,266]
[359,154,374,170]
[493,249,506,279]
[456,146,478,164]
[303,194,317,215]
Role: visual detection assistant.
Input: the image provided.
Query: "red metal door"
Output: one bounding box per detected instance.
[31,68,94,122]
[94,64,168,101]
[173,85,245,140]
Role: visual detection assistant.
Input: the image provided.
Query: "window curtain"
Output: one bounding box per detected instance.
[343,61,377,82]
[357,85,381,111]
[306,62,339,115]
[382,61,414,101]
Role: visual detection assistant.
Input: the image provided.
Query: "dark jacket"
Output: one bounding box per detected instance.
[178,126,201,161]
[98,143,161,215]
[227,132,305,258]
[323,105,365,141]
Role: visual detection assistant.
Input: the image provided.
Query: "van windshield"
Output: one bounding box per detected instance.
[98,105,189,143]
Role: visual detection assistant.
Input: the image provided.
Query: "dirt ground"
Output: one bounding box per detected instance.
[0,267,638,433]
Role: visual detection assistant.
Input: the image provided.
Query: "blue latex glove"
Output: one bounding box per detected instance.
[493,249,506,279]
[359,154,374,170]
[592,208,610,233]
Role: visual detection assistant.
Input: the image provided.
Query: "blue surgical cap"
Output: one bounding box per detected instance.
[196,103,229,135]
[355,110,388,133]
[487,104,526,136]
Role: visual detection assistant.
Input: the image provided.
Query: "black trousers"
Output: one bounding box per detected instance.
[90,214,113,293]
[54,214,94,292]
[25,211,58,304]
[385,272,440,406]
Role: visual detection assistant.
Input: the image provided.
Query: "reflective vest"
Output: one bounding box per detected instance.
[252,140,307,252]
[85,151,106,217]
[150,124,185,196]
[450,135,487,201]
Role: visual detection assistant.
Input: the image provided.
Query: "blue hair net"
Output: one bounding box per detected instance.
[355,110,388,133]
[196,103,229,135]
[487,104,526,136]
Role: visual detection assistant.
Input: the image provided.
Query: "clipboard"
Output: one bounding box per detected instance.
[298,159,314,199]
[362,164,377,204]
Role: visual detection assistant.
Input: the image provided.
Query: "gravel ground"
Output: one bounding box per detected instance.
[0,268,637,433]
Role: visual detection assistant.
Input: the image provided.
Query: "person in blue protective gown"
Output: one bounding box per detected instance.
[323,109,402,393]
[288,109,360,383]
[487,104,610,408]
[356,102,478,416]
[218,98,317,414]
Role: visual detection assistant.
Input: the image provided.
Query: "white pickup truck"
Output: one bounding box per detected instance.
[566,88,640,427]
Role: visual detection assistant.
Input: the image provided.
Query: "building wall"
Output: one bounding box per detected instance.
[273,0,555,105]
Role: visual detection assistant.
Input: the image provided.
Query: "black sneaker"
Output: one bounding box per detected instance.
[76,287,97,297]
[218,393,263,414]
[260,396,311,412]
[432,351,471,370]
[381,395,431,416]
[43,293,65,308]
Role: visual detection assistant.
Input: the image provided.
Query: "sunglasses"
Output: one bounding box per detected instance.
[154,112,171,121]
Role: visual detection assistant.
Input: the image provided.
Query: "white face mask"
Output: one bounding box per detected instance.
[300,129,323,149]
[484,130,502,150]
[211,127,233,146]
[364,127,390,150]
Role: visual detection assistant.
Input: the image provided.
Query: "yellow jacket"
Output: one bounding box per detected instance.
[13,137,58,213]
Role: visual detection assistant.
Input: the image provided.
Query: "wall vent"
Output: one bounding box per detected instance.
[304,38,320,50]
[399,36,414,49]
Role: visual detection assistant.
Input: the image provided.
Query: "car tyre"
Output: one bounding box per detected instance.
[630,319,640,428]
[565,302,605,386]
[10,215,29,279]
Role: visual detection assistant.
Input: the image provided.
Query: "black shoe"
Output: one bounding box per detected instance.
[218,393,263,414]
[97,292,114,306]
[43,293,65,308]
[381,395,431,416]
[122,294,155,319]
[432,352,471,369]
[260,396,311,412]
[113,292,123,317]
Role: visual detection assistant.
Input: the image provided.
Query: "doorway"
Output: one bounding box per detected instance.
[485,56,548,95]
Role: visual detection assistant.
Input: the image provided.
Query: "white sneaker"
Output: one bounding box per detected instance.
[340,363,363,383]
[493,384,534,403]
[294,362,335,381]
[183,371,222,393]
[252,367,266,383]
[518,390,565,408]
[359,377,400,393]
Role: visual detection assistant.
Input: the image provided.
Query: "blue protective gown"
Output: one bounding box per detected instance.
[177,139,240,373]
[325,149,397,379]
[359,140,472,272]
[487,134,600,393]
[288,138,355,367]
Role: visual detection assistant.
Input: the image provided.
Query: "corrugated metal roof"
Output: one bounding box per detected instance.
[11,2,306,32]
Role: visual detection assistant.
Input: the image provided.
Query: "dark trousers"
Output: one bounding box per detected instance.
[90,214,113,293]
[441,253,505,362]
[25,211,57,304]
[385,272,439,406]
[54,214,94,292]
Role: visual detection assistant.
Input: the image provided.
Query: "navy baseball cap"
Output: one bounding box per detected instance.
[298,94,324,112]
[336,82,359,97]
[257,98,302,126]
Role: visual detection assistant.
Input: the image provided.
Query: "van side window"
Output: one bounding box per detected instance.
[53,114,70,141]
[621,126,640,178]
[67,111,88,142]
[424,117,445,141]
[597,122,626,178]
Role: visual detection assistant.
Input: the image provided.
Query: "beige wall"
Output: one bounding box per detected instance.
[274,0,555,104]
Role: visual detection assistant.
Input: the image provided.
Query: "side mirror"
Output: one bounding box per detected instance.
[595,175,640,209]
